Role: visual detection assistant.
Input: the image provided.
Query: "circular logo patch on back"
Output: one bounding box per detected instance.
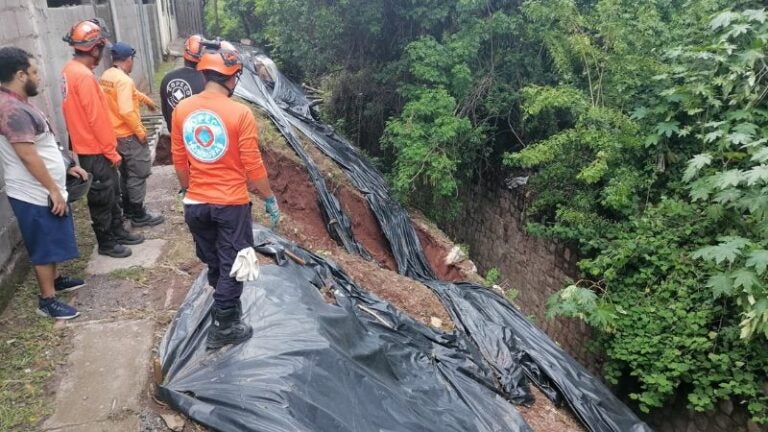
[182,110,228,162]
[166,78,193,109]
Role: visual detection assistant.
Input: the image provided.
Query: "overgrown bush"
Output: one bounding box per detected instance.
[515,5,768,420]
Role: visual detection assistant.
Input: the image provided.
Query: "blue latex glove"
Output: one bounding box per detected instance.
[265,195,280,228]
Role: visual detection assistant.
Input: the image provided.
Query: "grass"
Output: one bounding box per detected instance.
[0,202,93,431]
[151,58,179,94]
[109,266,148,283]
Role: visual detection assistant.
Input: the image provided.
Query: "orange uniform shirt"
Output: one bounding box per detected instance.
[60,60,120,164]
[100,67,146,140]
[171,91,268,205]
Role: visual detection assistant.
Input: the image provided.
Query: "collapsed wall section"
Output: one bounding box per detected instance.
[441,183,596,368]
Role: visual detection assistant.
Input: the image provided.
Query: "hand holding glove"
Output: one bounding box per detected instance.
[265,195,280,228]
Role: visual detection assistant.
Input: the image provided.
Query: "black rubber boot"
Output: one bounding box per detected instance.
[206,303,253,350]
[121,195,134,220]
[129,203,165,227]
[112,223,145,245]
[95,230,132,258]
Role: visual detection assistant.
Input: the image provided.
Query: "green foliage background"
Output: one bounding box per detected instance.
[206,0,768,422]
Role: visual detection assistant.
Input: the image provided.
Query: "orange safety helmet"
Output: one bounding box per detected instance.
[63,18,109,52]
[183,34,204,63]
[196,43,242,76]
[219,41,237,51]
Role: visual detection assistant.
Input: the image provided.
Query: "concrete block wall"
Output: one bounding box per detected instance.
[0,0,46,309]
[155,0,179,57]
[648,393,768,432]
[443,183,768,431]
[111,0,156,91]
[0,0,169,311]
[37,4,104,144]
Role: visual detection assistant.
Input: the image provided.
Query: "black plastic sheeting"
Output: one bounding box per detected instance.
[240,54,435,281]
[159,48,652,431]
[235,60,370,259]
[159,226,532,432]
[233,49,653,432]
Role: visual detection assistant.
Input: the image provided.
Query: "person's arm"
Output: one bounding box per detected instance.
[170,109,189,189]
[78,75,121,164]
[1,108,67,215]
[135,89,158,111]
[67,165,88,180]
[160,84,172,131]
[238,110,279,226]
[116,78,146,142]
[246,177,273,199]
[12,143,67,216]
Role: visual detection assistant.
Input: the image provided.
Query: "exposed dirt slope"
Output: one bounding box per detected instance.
[152,109,584,431]
[254,115,585,432]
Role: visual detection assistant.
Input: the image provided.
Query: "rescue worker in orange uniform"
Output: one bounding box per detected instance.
[61,19,143,258]
[100,41,164,227]
[171,42,281,350]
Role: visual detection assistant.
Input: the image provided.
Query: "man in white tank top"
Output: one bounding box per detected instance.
[0,47,89,320]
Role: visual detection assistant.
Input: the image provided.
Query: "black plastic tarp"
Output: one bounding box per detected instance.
[232,49,653,432]
[235,64,370,259]
[159,226,532,432]
[240,54,435,280]
[159,48,652,432]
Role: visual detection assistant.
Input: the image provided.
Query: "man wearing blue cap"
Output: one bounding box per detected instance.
[100,41,164,228]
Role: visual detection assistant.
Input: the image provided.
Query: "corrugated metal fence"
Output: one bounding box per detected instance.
[173,0,204,36]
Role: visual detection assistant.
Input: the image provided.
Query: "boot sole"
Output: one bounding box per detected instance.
[117,238,145,245]
[98,249,132,258]
[131,218,165,227]
[206,331,253,350]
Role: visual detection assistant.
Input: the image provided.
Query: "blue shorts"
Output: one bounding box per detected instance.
[8,197,79,265]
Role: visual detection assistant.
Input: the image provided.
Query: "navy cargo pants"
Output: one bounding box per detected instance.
[184,203,253,308]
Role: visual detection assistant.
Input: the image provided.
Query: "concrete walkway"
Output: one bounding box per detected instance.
[41,165,195,431]
[41,320,153,431]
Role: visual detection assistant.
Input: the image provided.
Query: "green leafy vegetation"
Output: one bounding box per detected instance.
[505,288,520,303]
[0,203,92,431]
[208,0,768,422]
[484,267,502,286]
[516,3,768,420]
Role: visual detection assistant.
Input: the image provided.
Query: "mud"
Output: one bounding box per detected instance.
[414,224,465,281]
[258,146,454,329]
[153,134,171,166]
[148,115,584,432]
[262,149,339,254]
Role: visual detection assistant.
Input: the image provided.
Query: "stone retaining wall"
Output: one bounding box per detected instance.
[440,182,594,366]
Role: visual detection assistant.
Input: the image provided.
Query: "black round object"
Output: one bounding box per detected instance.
[65,174,92,203]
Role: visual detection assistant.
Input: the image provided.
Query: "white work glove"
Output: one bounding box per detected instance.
[230,247,260,282]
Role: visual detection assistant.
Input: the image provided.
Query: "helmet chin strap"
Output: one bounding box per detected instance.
[228,74,242,97]
[210,79,235,97]
[89,46,102,66]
